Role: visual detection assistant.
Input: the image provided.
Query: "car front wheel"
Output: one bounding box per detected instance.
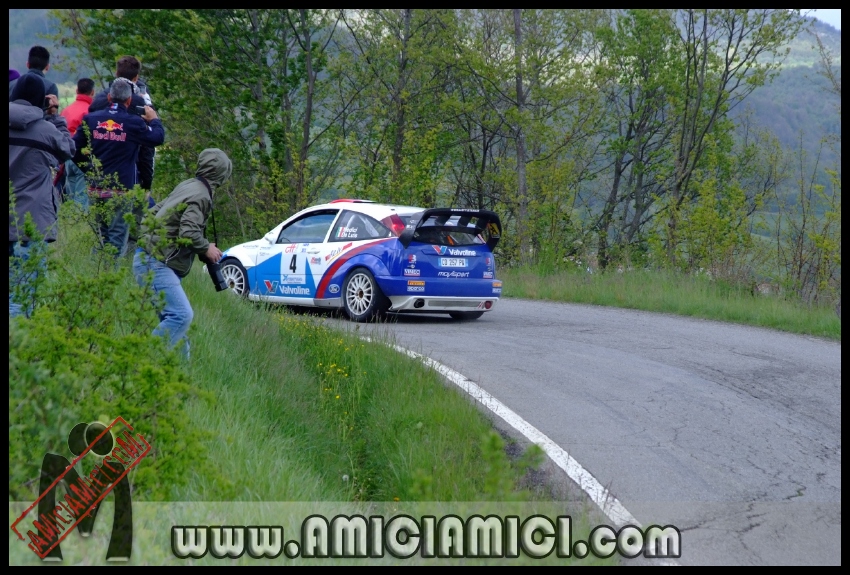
[342,268,389,322]
[220,258,249,296]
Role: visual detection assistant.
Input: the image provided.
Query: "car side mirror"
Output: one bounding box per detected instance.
[264,231,275,244]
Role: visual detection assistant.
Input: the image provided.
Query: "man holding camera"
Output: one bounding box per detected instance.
[9,75,75,317]
[133,148,232,360]
[88,56,156,194]
[72,78,165,259]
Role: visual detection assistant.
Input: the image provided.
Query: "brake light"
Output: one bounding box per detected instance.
[382,214,407,237]
[485,301,492,309]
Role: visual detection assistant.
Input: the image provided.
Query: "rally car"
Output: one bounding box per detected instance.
[218,199,503,322]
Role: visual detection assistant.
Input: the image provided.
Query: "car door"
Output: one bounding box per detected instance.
[312,209,394,297]
[255,209,339,300]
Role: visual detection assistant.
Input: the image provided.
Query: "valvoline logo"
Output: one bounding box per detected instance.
[432,245,447,255]
[96,119,123,132]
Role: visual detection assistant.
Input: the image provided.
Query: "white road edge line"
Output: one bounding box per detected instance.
[365,338,640,528]
[363,336,680,564]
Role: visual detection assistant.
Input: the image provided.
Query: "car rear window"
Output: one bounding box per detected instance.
[412,213,487,247]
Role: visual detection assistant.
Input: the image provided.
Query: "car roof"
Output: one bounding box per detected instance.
[306,199,425,219]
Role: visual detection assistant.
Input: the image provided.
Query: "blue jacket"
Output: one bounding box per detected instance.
[89,82,156,190]
[72,102,165,193]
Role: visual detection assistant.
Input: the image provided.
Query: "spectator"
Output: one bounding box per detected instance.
[89,56,158,253]
[134,148,232,361]
[59,78,96,211]
[72,79,165,260]
[9,75,75,318]
[89,56,156,194]
[9,46,59,106]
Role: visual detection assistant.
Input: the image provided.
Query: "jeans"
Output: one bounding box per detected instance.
[64,160,89,212]
[9,240,47,318]
[132,249,192,360]
[94,196,131,259]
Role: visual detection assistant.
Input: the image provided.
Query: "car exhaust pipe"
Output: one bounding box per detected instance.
[414,299,425,309]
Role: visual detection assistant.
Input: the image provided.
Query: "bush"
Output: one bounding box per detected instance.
[9,198,213,502]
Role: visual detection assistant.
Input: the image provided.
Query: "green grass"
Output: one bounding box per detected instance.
[500,267,840,341]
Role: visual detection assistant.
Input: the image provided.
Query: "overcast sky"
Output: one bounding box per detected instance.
[810,9,841,30]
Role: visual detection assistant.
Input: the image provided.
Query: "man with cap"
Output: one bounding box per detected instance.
[9,74,76,317]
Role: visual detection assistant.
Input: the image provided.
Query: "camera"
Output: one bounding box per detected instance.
[199,255,229,292]
[132,105,147,116]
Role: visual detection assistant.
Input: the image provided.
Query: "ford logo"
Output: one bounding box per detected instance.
[328,284,340,294]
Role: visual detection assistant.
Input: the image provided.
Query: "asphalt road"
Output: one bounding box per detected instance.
[327,298,841,566]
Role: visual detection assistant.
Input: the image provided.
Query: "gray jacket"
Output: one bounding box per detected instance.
[142,149,233,277]
[9,100,76,242]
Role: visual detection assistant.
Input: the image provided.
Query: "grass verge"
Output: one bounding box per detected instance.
[500,267,840,341]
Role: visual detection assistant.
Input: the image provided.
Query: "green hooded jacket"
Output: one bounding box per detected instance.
[141,148,232,278]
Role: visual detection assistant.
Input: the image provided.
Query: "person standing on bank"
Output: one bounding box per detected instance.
[88,56,158,254]
[134,148,233,360]
[59,78,96,211]
[72,79,164,259]
[9,75,76,317]
[88,56,156,199]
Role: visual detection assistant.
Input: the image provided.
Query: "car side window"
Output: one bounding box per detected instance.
[329,210,391,242]
[277,211,338,244]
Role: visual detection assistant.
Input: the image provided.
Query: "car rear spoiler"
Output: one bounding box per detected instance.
[398,208,502,250]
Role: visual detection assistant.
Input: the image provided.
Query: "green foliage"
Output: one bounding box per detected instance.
[9,199,215,502]
[272,310,543,502]
[677,132,754,277]
[31,8,838,309]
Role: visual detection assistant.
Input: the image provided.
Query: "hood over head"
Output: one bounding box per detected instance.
[195,148,233,191]
[9,101,46,130]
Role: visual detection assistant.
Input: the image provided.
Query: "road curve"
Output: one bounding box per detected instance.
[329,298,841,566]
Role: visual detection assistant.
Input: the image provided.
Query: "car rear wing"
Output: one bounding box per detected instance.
[398,208,502,250]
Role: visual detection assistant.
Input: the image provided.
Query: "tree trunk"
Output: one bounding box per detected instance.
[513,9,530,265]
[297,9,314,210]
[390,9,413,200]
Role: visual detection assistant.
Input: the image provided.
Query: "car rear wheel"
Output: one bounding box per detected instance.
[220,258,249,296]
[342,268,389,322]
[449,311,484,321]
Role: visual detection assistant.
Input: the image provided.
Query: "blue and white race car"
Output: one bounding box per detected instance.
[218,199,503,322]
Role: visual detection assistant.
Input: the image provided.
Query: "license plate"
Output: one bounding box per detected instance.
[440,257,467,268]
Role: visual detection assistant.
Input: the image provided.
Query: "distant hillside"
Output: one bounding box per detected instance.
[9,9,95,86]
[783,16,841,68]
[734,65,840,167]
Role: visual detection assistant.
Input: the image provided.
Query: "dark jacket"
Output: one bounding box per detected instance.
[9,68,59,102]
[141,149,233,278]
[89,81,155,190]
[9,100,76,242]
[72,102,165,193]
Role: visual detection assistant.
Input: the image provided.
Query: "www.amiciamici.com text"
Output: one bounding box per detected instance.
[172,515,681,560]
